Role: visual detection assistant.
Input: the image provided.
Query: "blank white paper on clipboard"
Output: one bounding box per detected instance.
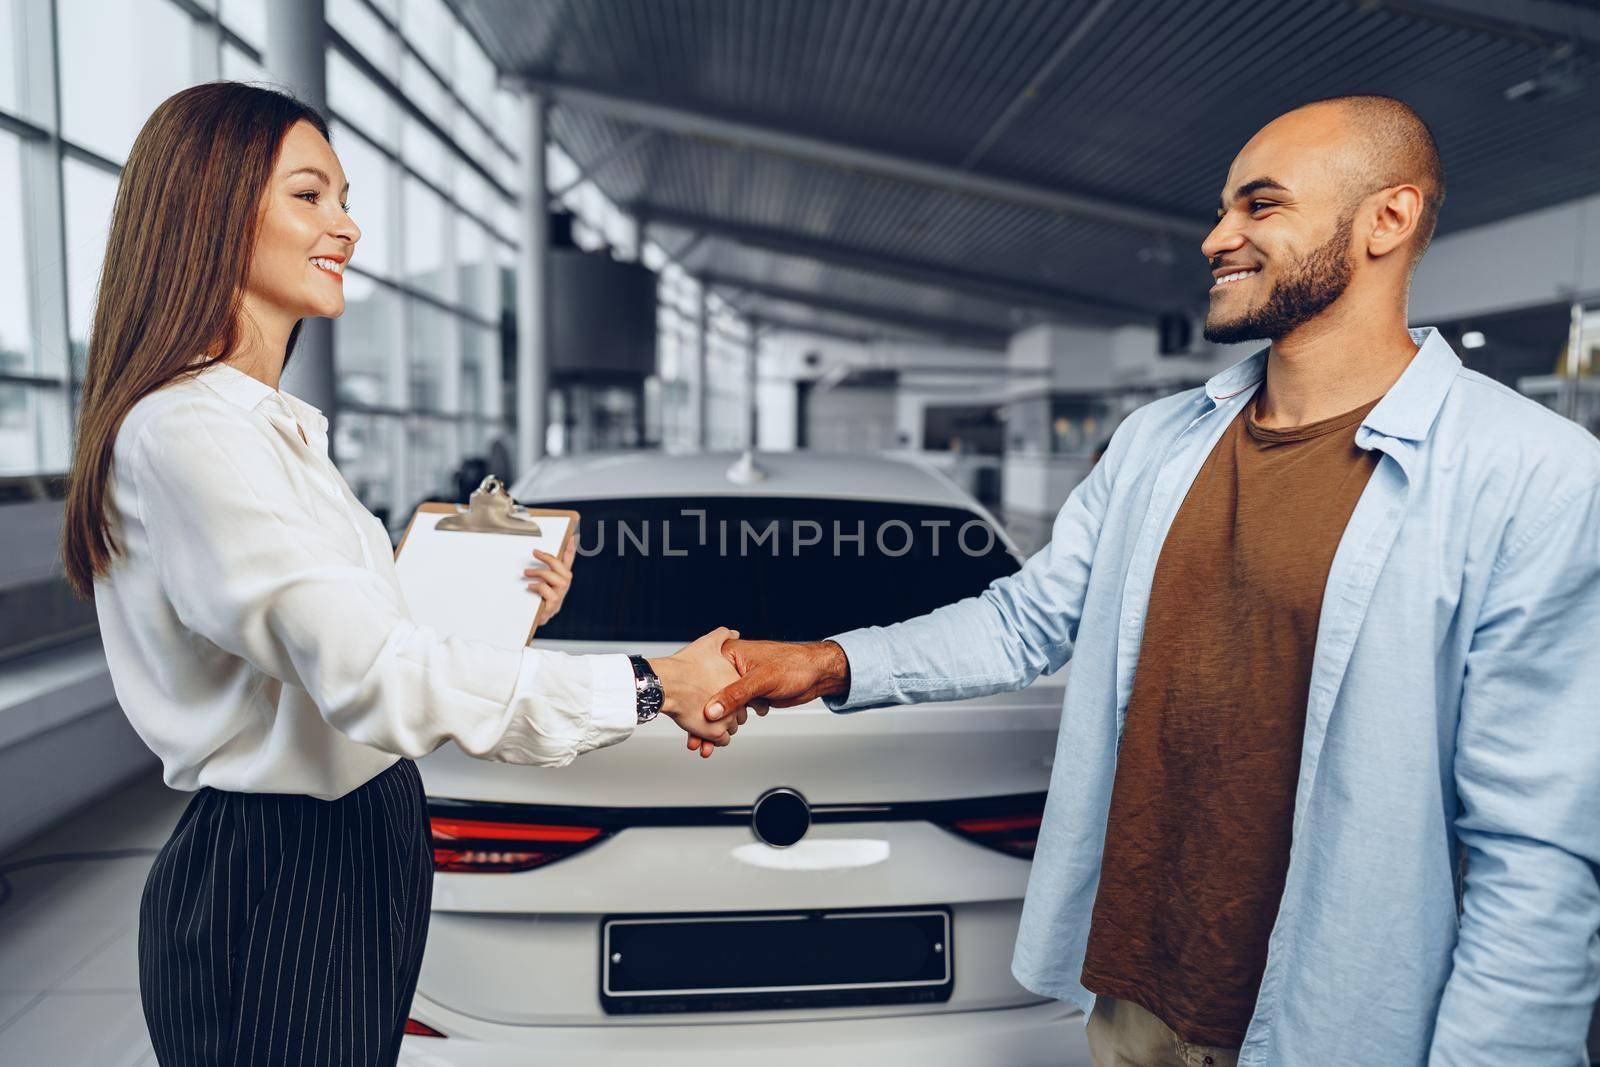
[393,505,575,648]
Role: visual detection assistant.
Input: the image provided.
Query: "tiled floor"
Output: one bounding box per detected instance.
[0,771,186,1066]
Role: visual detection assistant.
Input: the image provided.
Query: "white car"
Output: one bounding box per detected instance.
[402,450,1089,1066]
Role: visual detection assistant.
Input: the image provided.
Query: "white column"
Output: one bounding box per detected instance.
[616,212,640,262]
[746,324,759,450]
[263,0,337,429]
[695,281,708,449]
[516,92,550,473]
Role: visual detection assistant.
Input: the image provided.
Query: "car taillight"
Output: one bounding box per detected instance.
[429,815,613,873]
[940,808,1044,859]
[403,1018,445,1038]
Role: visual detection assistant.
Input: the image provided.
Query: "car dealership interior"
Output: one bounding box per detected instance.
[2,0,1599,1064]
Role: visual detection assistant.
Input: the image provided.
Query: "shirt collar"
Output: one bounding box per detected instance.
[1361,327,1461,442]
[1203,352,1262,402]
[1201,326,1460,443]
[191,359,330,434]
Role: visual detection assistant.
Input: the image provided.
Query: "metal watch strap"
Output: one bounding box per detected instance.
[628,655,663,724]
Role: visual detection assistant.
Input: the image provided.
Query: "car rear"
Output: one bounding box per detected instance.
[403,457,1089,1065]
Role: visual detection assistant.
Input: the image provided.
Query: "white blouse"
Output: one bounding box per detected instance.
[94,360,635,800]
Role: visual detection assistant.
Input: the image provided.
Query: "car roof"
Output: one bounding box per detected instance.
[511,449,980,510]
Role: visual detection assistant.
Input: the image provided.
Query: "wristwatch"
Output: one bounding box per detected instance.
[628,655,663,724]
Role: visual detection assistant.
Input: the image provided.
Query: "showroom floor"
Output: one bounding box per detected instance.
[0,771,181,1065]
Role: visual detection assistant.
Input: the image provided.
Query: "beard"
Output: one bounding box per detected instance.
[1203,210,1355,344]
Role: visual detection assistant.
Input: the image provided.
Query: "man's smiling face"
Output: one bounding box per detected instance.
[1201,106,1362,344]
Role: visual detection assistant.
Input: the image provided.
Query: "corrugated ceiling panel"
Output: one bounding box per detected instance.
[464,0,1109,165]
[459,0,1600,335]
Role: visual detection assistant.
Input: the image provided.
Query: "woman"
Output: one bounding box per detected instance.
[60,82,743,1066]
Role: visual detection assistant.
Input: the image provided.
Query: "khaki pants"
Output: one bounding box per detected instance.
[1086,997,1241,1067]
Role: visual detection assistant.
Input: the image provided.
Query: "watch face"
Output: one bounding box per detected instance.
[630,656,663,722]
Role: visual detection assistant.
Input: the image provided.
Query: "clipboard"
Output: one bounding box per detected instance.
[392,476,580,647]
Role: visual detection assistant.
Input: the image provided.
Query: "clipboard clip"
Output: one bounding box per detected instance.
[435,476,543,537]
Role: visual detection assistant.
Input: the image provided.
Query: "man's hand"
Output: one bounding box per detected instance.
[525,536,577,626]
[703,639,851,723]
[649,627,745,759]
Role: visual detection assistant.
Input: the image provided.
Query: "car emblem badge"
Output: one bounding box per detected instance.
[751,787,810,848]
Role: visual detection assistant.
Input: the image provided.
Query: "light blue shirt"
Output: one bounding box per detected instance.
[828,328,1600,1066]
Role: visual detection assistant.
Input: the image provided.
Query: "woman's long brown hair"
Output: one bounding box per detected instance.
[62,82,329,599]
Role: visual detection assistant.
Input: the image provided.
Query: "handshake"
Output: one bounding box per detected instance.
[644,627,851,758]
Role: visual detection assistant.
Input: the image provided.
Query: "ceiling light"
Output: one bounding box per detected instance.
[1462,330,1486,349]
[1504,46,1585,103]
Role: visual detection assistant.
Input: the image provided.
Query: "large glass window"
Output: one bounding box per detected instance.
[399,51,452,133]
[0,130,35,379]
[452,159,494,226]
[221,42,271,84]
[328,0,399,80]
[458,319,496,418]
[452,118,493,196]
[407,300,452,410]
[328,47,400,150]
[1,0,52,129]
[487,142,518,191]
[400,114,449,189]
[452,24,495,122]
[454,213,495,319]
[335,411,402,526]
[493,87,520,158]
[0,0,537,663]
[320,3,522,528]
[497,197,520,247]
[0,384,69,476]
[4,0,524,520]
[402,174,450,300]
[334,271,401,407]
[0,0,22,115]
[58,0,195,164]
[403,414,458,506]
[400,0,454,79]
[331,123,395,278]
[62,158,120,378]
[218,0,267,53]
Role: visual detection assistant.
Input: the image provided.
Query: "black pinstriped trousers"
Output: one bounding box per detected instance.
[138,759,433,1066]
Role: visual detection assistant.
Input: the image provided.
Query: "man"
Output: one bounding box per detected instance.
[703,96,1600,1066]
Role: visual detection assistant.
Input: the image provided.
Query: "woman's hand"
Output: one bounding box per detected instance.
[649,627,744,759]
[524,537,578,626]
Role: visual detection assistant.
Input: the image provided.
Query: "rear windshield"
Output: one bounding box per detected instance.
[529,496,1019,643]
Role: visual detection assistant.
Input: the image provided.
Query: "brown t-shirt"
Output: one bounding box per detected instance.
[1079,391,1382,1048]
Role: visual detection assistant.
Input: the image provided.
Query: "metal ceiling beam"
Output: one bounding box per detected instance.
[509,79,1210,240]
[702,273,1011,349]
[748,314,880,346]
[961,0,1118,170]
[668,232,706,266]
[641,207,1145,322]
[1351,0,1600,50]
[548,127,652,204]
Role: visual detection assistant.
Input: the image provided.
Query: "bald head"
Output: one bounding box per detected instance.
[1295,95,1445,263]
[1203,95,1445,342]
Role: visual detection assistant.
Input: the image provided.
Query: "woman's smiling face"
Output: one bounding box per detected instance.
[245,119,360,322]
